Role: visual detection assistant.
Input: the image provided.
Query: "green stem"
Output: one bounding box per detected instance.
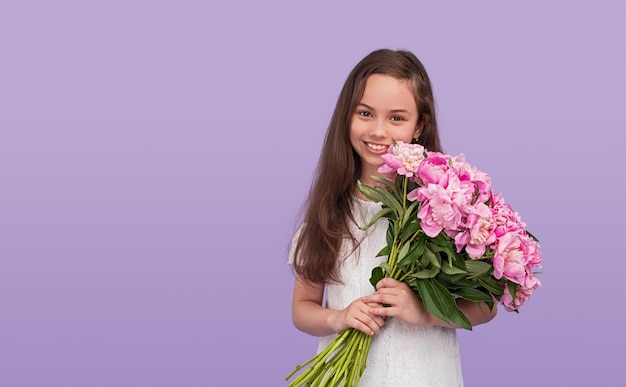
[331,330,359,381]
[402,175,408,210]
[350,334,372,386]
[286,328,373,387]
[324,334,353,385]
[386,176,410,275]
[287,329,350,386]
[319,329,360,386]
[345,330,368,386]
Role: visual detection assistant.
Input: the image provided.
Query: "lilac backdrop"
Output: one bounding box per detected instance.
[1,1,624,386]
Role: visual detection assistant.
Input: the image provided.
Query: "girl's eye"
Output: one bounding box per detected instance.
[358,111,372,117]
[391,116,405,122]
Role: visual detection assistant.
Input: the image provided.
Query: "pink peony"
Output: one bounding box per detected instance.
[490,192,526,238]
[499,278,540,312]
[492,232,542,288]
[522,233,543,268]
[415,175,474,237]
[453,202,496,258]
[378,141,425,177]
[416,153,453,187]
[452,154,492,194]
[447,154,490,204]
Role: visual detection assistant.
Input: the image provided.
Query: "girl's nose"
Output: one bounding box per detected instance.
[369,119,387,137]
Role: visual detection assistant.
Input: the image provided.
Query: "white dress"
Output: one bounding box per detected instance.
[290,198,464,386]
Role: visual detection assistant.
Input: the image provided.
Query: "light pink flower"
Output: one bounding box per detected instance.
[499,278,540,312]
[378,141,425,177]
[492,232,542,288]
[415,175,474,237]
[452,154,491,186]
[490,192,526,238]
[451,154,492,204]
[522,233,543,268]
[453,202,496,258]
[416,153,452,187]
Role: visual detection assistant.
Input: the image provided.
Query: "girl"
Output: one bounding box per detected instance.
[289,49,497,386]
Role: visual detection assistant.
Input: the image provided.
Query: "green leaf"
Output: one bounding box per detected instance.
[386,227,394,247]
[507,281,518,299]
[400,219,421,244]
[453,287,493,302]
[370,175,401,198]
[370,267,384,288]
[356,181,383,202]
[401,200,420,229]
[421,246,441,269]
[379,262,392,274]
[438,244,460,267]
[407,266,440,279]
[429,236,464,268]
[376,245,390,257]
[396,243,421,266]
[357,179,402,215]
[373,186,404,216]
[478,277,504,296]
[430,233,451,247]
[397,241,411,261]
[434,273,459,288]
[441,262,466,275]
[436,272,475,288]
[359,207,394,230]
[414,278,472,330]
[357,182,403,218]
[526,230,539,242]
[465,260,492,276]
[413,236,426,259]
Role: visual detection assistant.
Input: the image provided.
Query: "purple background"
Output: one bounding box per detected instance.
[1,1,624,386]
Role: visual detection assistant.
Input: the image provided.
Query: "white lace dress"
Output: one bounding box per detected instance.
[290,198,464,386]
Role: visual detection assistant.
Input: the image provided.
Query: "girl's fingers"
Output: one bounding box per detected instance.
[352,314,380,335]
[369,305,395,317]
[376,277,401,289]
[363,292,394,305]
[353,299,386,333]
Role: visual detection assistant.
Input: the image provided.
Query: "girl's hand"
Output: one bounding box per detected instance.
[329,297,386,336]
[363,278,432,327]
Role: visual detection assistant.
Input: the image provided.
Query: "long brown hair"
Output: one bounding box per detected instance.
[293,48,442,284]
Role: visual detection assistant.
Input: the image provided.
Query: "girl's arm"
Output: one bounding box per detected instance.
[444,298,497,328]
[292,275,386,337]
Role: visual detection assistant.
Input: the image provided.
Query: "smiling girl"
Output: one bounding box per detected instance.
[289,49,496,386]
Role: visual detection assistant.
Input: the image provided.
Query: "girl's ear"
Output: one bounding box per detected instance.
[413,119,425,141]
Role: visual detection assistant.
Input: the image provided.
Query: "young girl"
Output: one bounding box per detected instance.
[289,49,497,386]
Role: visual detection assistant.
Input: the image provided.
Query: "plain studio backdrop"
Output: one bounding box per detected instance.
[1,1,624,386]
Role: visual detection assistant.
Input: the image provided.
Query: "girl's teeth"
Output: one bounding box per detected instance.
[368,143,386,150]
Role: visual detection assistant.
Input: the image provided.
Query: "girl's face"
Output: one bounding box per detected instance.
[350,74,421,186]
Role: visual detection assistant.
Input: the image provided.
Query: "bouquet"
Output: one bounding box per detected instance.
[285,141,542,386]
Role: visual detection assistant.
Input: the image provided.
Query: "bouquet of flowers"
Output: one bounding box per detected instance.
[285,141,542,386]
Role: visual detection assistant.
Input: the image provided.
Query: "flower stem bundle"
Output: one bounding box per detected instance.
[285,329,371,386]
